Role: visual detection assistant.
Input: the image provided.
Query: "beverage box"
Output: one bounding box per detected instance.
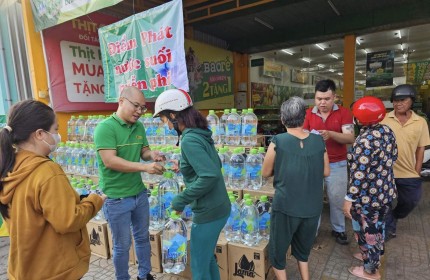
[87,220,110,259]
[149,230,163,273]
[228,240,274,280]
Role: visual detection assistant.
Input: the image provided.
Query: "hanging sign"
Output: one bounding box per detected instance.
[98,0,188,102]
[365,50,394,88]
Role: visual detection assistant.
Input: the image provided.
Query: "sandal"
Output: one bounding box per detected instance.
[353,252,363,261]
[348,266,381,280]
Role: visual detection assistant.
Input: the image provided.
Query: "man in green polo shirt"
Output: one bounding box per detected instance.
[94,86,165,280]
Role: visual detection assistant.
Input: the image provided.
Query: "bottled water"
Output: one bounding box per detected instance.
[241,108,258,146]
[162,211,188,274]
[228,148,246,189]
[224,195,241,243]
[86,145,97,176]
[240,198,260,246]
[158,172,180,225]
[83,116,92,142]
[258,147,267,186]
[257,195,271,241]
[207,110,220,144]
[240,193,252,209]
[225,109,241,145]
[163,147,174,170]
[55,142,65,168]
[240,109,247,145]
[165,124,178,146]
[90,185,103,221]
[246,148,262,190]
[65,142,73,173]
[153,117,165,145]
[218,147,230,186]
[79,144,88,175]
[171,148,184,186]
[149,189,162,230]
[76,183,89,196]
[181,201,193,229]
[219,109,230,145]
[67,116,76,141]
[75,115,86,142]
[142,114,154,145]
[71,143,80,173]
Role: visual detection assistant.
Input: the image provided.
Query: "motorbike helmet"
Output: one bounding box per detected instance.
[153,89,193,117]
[352,96,386,125]
[390,84,417,102]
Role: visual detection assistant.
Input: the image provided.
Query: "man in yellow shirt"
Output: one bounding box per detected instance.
[380,84,430,240]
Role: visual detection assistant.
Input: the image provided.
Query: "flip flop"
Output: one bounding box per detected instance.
[348,266,381,280]
[353,252,363,261]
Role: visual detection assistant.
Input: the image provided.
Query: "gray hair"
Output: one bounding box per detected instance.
[280,96,307,128]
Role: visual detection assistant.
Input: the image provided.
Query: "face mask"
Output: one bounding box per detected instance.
[43,130,61,152]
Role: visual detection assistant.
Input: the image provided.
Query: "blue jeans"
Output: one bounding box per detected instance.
[190,215,228,280]
[104,190,151,280]
[325,160,347,233]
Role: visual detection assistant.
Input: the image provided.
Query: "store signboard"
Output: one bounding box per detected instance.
[42,12,119,112]
[98,0,188,102]
[184,39,234,109]
[404,61,430,85]
[31,0,122,32]
[365,50,394,88]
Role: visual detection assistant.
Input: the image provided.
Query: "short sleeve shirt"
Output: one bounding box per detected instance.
[303,104,353,163]
[347,124,398,208]
[380,110,430,178]
[94,113,149,198]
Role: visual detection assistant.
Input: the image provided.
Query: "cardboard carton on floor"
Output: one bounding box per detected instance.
[149,230,163,273]
[215,234,229,280]
[228,240,274,280]
[106,224,136,265]
[87,220,110,259]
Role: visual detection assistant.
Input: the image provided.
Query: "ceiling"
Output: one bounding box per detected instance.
[103,0,430,82]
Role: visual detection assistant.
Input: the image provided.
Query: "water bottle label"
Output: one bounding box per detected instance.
[241,220,254,233]
[222,163,230,176]
[247,165,262,179]
[242,124,257,136]
[164,233,187,259]
[183,205,193,219]
[226,124,239,136]
[150,205,160,218]
[156,127,163,136]
[231,166,245,179]
[259,213,270,230]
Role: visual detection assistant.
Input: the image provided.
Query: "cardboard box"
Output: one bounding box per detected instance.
[106,224,136,265]
[228,240,274,280]
[87,220,110,259]
[149,230,162,273]
[215,234,229,280]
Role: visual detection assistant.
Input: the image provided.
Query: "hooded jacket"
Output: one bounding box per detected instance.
[0,150,103,280]
[172,128,230,223]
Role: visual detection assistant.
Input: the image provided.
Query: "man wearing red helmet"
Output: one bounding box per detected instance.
[380,84,430,241]
[343,96,398,280]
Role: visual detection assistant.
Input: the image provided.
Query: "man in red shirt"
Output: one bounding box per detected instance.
[304,79,355,245]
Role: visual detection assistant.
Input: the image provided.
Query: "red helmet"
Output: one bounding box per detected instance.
[352,96,386,125]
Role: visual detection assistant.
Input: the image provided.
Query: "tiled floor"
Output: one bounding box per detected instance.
[1,181,430,279]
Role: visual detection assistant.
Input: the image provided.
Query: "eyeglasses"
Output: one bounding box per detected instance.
[123,97,147,112]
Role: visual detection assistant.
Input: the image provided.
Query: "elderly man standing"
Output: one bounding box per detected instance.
[304,79,355,245]
[94,86,165,280]
[381,84,430,241]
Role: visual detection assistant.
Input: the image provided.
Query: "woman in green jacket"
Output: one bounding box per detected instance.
[153,89,231,280]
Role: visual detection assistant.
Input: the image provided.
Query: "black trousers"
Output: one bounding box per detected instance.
[385,177,422,233]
